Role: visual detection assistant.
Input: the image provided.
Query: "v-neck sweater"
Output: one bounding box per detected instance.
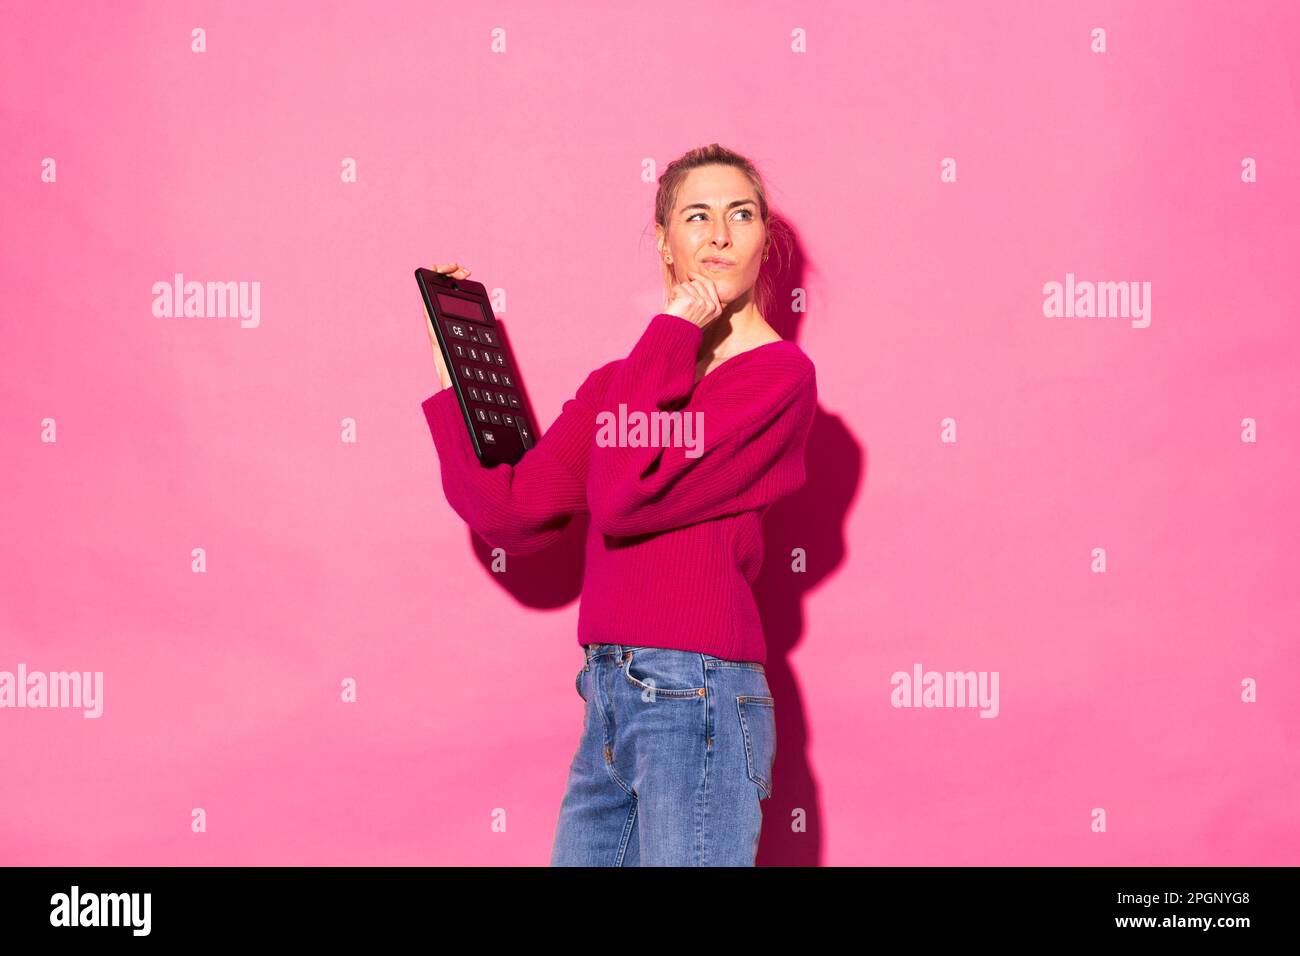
[420,312,817,664]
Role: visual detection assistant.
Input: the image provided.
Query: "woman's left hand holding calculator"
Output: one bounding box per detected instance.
[423,262,472,389]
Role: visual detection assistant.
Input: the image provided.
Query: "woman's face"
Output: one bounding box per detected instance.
[658,164,767,307]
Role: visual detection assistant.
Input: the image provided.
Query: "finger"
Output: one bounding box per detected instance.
[693,273,720,307]
[686,273,718,315]
[683,277,707,311]
[705,280,722,315]
[690,274,721,314]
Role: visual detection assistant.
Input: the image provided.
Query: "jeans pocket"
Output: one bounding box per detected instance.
[621,647,707,700]
[736,695,776,799]
[575,664,587,702]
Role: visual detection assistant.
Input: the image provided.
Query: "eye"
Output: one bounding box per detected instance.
[686,209,755,222]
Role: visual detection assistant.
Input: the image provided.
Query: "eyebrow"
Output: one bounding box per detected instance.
[680,199,756,213]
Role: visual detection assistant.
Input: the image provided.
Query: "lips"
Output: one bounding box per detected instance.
[703,259,736,269]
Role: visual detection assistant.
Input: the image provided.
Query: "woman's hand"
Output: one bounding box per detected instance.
[664,272,724,329]
[423,262,472,389]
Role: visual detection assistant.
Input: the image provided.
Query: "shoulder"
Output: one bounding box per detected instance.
[758,344,817,434]
[705,343,816,424]
[765,339,815,379]
[744,343,817,430]
[746,340,817,399]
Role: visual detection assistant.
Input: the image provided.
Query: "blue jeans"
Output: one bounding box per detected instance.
[549,643,776,866]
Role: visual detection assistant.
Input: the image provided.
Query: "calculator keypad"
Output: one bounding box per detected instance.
[442,315,532,452]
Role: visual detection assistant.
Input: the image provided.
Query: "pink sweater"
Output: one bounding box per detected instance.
[420,312,817,664]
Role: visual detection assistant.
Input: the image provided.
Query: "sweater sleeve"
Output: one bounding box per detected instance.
[587,313,817,539]
[421,363,615,555]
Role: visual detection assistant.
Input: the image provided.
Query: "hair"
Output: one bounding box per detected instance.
[654,143,785,319]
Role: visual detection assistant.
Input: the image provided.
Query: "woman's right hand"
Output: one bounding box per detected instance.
[664,272,724,329]
[423,262,472,389]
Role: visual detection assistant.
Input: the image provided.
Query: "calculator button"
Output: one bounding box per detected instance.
[481,428,496,445]
[453,344,465,358]
[474,408,488,423]
[468,346,480,362]
[495,391,507,405]
[475,368,486,382]
[507,393,521,409]
[480,330,498,346]
[451,323,470,339]
[468,386,481,401]
[467,327,481,343]
[493,352,505,366]
[502,413,515,427]
[488,371,500,385]
[516,419,534,449]
[488,411,502,425]
[501,373,514,387]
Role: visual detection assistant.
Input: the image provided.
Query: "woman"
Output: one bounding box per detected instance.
[420,144,817,865]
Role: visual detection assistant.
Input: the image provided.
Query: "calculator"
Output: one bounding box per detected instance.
[415,267,536,466]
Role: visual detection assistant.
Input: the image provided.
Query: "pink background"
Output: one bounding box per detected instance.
[2,0,1298,866]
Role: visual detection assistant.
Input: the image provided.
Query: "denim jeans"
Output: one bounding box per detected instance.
[549,643,776,866]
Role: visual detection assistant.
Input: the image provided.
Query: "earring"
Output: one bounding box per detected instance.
[665,255,672,263]
[762,253,769,262]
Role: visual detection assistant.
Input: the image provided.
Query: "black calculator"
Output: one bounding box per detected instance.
[415,267,536,466]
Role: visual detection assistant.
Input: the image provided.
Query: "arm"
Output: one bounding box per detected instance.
[421,363,615,554]
[587,313,817,538]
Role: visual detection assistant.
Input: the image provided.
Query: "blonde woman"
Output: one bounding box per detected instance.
[421,144,816,865]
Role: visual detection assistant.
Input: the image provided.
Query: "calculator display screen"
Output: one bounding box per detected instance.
[436,293,487,324]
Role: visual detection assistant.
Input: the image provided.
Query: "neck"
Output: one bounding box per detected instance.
[699,296,764,358]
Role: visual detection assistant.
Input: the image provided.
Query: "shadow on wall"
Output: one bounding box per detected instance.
[463,223,865,867]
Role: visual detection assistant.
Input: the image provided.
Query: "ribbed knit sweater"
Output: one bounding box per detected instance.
[420,312,817,664]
